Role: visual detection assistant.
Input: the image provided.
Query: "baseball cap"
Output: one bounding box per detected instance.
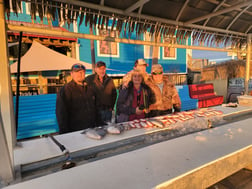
[95,61,106,67]
[151,64,163,74]
[71,63,86,72]
[134,59,148,67]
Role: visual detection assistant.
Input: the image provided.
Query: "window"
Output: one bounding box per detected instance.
[97,28,119,57]
[162,37,176,59]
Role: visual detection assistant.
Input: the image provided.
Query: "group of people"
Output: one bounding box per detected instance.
[56,59,181,134]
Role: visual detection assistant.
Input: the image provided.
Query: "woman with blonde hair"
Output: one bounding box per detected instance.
[116,69,156,123]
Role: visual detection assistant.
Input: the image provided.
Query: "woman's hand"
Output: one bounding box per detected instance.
[136,107,144,115]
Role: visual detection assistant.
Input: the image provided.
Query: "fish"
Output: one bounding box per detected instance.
[148,119,165,128]
[140,121,148,128]
[111,16,116,31]
[129,121,136,128]
[121,123,131,131]
[81,127,107,140]
[79,11,84,27]
[134,123,142,128]
[145,120,154,127]
[106,123,124,134]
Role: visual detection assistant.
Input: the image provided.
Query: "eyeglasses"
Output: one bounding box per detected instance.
[152,72,163,75]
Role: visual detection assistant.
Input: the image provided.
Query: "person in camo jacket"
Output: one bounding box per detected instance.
[146,64,181,117]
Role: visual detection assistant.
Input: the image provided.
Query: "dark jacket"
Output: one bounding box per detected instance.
[56,80,96,134]
[86,73,117,110]
[116,82,156,123]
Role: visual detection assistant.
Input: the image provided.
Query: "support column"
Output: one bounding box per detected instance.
[245,34,252,95]
[0,107,14,183]
[71,42,76,59]
[0,0,15,182]
[152,34,160,65]
[90,27,96,73]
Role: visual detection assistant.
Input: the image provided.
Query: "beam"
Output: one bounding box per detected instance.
[226,4,252,30]
[53,0,247,37]
[185,1,252,24]
[7,24,242,53]
[245,25,252,34]
[176,0,189,22]
[203,0,226,26]
[125,0,150,13]
[205,0,252,17]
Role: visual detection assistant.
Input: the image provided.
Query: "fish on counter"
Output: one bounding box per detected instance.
[106,123,125,134]
[81,127,107,140]
[148,118,165,128]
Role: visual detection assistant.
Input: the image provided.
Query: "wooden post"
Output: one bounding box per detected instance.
[0,0,15,182]
[38,71,47,94]
[245,34,251,95]
[71,42,76,59]
[0,108,14,183]
[90,27,96,73]
[152,33,160,65]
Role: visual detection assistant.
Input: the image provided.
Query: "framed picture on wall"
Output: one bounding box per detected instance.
[162,37,177,59]
[97,29,119,57]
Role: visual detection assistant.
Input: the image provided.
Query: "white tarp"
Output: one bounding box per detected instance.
[10,41,92,73]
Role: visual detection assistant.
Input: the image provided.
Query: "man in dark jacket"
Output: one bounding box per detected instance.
[86,61,117,124]
[56,63,96,134]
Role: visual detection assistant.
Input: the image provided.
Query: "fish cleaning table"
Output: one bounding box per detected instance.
[5,106,252,189]
[13,105,252,166]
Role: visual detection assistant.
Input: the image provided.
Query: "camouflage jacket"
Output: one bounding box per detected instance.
[146,77,181,111]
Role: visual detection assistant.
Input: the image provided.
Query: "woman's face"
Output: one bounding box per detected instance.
[132,74,143,85]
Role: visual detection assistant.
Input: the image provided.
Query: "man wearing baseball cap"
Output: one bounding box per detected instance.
[86,61,117,124]
[148,64,181,117]
[56,63,97,134]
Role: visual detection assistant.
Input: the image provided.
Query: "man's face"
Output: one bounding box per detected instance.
[95,66,106,78]
[135,64,147,73]
[71,70,85,84]
[152,71,163,84]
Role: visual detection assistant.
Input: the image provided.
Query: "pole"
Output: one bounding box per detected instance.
[0,0,15,182]
[245,34,251,95]
[90,27,96,73]
[15,31,23,134]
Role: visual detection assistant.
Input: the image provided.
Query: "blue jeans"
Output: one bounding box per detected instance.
[99,109,112,123]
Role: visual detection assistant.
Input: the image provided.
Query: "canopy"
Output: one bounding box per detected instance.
[10,41,92,73]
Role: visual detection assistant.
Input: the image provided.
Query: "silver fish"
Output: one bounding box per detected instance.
[106,124,124,134]
[81,127,107,140]
[140,121,148,128]
[148,119,165,128]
